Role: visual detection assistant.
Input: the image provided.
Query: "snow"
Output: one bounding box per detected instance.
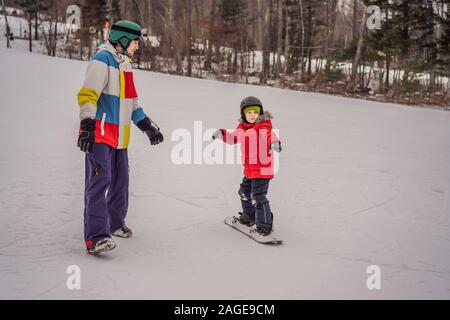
[1,43,450,299]
[0,15,68,56]
[0,15,67,39]
[2,6,24,16]
[0,15,29,37]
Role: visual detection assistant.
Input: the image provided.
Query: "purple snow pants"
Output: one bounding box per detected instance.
[84,143,129,242]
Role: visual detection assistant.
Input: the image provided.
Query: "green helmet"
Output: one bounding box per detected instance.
[109,20,142,51]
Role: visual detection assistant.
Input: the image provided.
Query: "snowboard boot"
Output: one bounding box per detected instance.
[112,225,133,238]
[237,212,255,227]
[86,237,116,255]
[250,223,272,236]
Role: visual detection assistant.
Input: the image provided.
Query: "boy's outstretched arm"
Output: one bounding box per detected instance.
[270,130,280,143]
[212,124,241,145]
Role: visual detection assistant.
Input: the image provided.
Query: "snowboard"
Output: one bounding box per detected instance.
[224,216,283,245]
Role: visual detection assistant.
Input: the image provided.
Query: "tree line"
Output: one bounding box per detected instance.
[5,0,450,107]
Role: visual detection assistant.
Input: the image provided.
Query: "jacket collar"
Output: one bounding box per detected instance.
[239,111,273,125]
[99,41,127,64]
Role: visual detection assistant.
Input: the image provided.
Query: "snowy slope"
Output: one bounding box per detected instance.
[0,13,68,38]
[0,15,47,55]
[0,45,450,300]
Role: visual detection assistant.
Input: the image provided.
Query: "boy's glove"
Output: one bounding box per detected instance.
[271,141,282,152]
[77,118,96,153]
[137,117,164,145]
[212,129,223,140]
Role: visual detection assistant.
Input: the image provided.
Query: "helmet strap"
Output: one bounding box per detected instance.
[110,37,132,56]
[119,37,131,52]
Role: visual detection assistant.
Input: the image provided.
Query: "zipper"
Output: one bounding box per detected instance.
[100,112,106,136]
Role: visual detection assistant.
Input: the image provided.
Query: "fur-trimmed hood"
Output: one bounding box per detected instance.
[239,111,273,124]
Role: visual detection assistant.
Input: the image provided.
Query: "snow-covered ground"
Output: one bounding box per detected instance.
[0,14,68,39]
[0,15,58,55]
[0,44,450,300]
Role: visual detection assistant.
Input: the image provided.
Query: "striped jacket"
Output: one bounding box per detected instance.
[77,41,147,149]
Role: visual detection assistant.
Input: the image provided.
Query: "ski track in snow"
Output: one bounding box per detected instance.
[0,45,450,299]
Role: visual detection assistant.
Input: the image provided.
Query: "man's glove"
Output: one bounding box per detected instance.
[212,129,223,140]
[77,118,96,153]
[270,140,282,152]
[137,117,164,146]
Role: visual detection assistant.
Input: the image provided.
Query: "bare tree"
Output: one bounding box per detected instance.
[1,0,11,48]
[299,0,305,81]
[38,0,58,56]
[187,0,192,77]
[283,3,290,74]
[306,0,313,79]
[260,0,272,83]
[274,0,284,77]
[324,0,337,58]
[204,0,217,69]
[348,2,366,90]
[352,0,358,41]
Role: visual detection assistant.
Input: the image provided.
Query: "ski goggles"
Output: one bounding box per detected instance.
[111,25,149,41]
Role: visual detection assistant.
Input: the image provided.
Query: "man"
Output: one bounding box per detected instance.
[77,20,164,255]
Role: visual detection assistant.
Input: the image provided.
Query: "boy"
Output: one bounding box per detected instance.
[213,96,282,235]
[77,20,164,255]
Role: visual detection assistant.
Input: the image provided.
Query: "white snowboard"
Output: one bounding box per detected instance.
[224,216,283,245]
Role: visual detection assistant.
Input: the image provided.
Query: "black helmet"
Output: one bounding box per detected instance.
[240,96,264,121]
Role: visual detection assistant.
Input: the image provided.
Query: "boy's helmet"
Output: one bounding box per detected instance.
[240,96,264,121]
[109,20,143,51]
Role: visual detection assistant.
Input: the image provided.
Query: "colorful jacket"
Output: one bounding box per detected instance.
[77,42,147,149]
[221,111,280,179]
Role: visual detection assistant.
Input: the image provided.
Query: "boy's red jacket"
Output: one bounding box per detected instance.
[221,111,279,179]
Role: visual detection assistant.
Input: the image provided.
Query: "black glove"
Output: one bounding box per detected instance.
[271,140,282,152]
[137,117,164,146]
[212,129,223,140]
[77,118,96,153]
